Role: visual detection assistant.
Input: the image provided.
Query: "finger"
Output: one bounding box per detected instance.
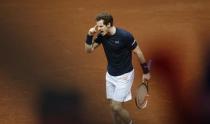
[142,78,149,83]
[94,25,98,28]
[93,25,98,30]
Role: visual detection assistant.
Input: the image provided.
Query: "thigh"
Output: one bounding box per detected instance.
[106,72,115,99]
[113,70,134,102]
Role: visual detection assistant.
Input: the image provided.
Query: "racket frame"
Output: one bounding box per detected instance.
[135,81,149,110]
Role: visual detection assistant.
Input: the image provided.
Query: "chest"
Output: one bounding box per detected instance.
[102,36,127,51]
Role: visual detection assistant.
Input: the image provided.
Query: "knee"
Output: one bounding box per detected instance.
[110,102,122,112]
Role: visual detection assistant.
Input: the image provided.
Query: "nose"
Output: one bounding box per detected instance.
[98,27,102,31]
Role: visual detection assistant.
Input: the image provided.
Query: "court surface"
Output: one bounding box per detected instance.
[1,0,210,124]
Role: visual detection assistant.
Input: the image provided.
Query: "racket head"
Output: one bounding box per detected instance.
[135,81,149,110]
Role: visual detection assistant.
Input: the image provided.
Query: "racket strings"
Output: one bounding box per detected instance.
[135,83,149,110]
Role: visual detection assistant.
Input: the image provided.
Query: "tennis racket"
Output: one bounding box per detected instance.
[135,80,149,110]
[135,60,152,110]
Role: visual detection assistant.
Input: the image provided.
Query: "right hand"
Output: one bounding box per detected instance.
[88,25,98,36]
[142,73,151,82]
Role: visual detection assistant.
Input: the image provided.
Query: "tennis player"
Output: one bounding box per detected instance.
[84,12,151,124]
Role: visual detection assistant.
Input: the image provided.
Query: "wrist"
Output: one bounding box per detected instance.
[141,63,150,74]
[86,35,93,45]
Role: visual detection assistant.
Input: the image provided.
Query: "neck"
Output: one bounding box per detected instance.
[108,26,116,35]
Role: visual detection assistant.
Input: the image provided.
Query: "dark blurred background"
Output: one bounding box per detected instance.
[0,0,210,124]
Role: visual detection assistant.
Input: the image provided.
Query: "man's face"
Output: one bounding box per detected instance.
[96,20,110,36]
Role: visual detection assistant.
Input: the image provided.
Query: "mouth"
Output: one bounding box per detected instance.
[100,31,104,34]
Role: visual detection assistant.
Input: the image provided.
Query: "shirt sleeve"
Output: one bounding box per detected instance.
[94,34,102,44]
[126,33,137,50]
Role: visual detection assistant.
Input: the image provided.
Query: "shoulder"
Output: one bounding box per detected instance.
[117,28,134,38]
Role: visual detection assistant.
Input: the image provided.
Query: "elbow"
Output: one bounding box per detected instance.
[85,48,92,54]
[85,44,93,54]
[85,49,92,53]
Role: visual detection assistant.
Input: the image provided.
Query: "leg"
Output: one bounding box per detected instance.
[111,109,123,124]
[108,99,122,124]
[110,100,132,124]
[106,70,134,124]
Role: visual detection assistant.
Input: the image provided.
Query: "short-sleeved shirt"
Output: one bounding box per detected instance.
[94,28,137,76]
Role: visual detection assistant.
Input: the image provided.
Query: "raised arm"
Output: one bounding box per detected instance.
[85,25,100,53]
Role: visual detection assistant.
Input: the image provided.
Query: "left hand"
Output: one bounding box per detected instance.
[142,73,151,82]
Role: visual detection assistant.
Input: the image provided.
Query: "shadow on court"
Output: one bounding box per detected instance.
[197,38,210,124]
[149,34,210,124]
[37,85,86,124]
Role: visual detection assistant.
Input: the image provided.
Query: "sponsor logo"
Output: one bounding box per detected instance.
[114,40,120,44]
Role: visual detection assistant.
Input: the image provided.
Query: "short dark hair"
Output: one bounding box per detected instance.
[96,12,113,26]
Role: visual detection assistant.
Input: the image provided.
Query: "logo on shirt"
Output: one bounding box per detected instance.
[114,40,120,44]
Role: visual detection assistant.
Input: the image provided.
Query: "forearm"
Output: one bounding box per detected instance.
[137,53,150,74]
[85,44,93,53]
[133,46,150,74]
[133,46,147,64]
[85,34,94,53]
[136,50,147,64]
[85,35,99,53]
